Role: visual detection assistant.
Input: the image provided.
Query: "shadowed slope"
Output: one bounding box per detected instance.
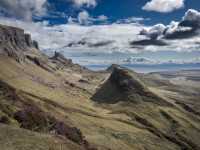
[92,66,171,106]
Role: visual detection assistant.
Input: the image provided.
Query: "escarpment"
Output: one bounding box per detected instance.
[0,24,39,61]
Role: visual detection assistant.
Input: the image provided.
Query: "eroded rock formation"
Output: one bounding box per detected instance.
[0,24,39,61]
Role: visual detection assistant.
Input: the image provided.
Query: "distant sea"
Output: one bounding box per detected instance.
[44,49,200,73]
[85,63,200,73]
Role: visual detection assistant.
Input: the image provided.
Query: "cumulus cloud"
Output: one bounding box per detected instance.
[131,24,168,47]
[71,0,97,7]
[70,10,108,25]
[164,9,200,39]
[140,24,166,40]
[78,11,90,24]
[1,8,200,59]
[0,0,98,21]
[142,0,185,13]
[0,16,143,52]
[164,22,196,39]
[182,9,200,26]
[139,9,200,40]
[0,0,47,21]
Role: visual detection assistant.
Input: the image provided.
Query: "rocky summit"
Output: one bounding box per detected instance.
[0,24,39,62]
[0,24,200,150]
[93,66,170,106]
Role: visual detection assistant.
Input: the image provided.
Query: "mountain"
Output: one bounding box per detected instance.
[92,66,170,106]
[0,24,200,150]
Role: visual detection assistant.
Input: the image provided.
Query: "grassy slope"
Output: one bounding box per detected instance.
[0,124,84,150]
[0,54,200,150]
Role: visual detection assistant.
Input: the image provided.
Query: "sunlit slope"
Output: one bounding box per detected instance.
[91,66,200,150]
[1,55,200,150]
[0,124,84,150]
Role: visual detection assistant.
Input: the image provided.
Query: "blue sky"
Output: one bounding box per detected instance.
[37,0,200,25]
[88,0,199,25]
[0,0,200,71]
[0,0,199,26]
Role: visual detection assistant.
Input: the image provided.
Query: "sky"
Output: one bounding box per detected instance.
[0,0,200,71]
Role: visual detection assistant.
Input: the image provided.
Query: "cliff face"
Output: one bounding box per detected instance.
[0,24,38,61]
[0,24,99,150]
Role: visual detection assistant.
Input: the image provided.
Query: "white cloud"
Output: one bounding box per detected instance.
[0,0,47,21]
[140,9,200,40]
[142,0,185,13]
[71,11,108,25]
[165,21,193,36]
[183,9,200,23]
[1,9,200,58]
[116,17,149,24]
[78,11,90,24]
[71,0,97,7]
[122,57,156,64]
[0,16,143,51]
[140,24,166,40]
[97,15,108,21]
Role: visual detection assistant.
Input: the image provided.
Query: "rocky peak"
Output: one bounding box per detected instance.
[50,51,90,73]
[0,24,39,50]
[33,40,39,49]
[0,24,39,61]
[51,52,73,65]
[92,66,170,105]
[109,66,146,94]
[106,64,121,72]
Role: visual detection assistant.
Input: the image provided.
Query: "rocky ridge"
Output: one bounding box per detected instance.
[0,24,39,61]
[93,66,171,106]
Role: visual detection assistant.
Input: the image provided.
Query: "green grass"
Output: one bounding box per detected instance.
[0,55,200,150]
[0,124,83,150]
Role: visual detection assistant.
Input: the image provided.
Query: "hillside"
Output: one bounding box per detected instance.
[0,24,200,150]
[92,66,171,106]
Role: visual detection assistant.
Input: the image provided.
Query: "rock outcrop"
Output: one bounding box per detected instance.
[106,64,121,72]
[50,52,89,72]
[51,51,73,66]
[92,66,170,105]
[0,24,39,61]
